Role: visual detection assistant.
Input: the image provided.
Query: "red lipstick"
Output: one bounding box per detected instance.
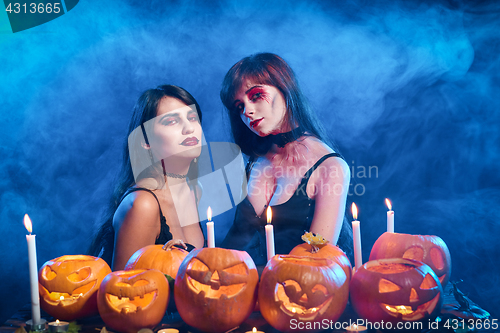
[181,137,199,146]
[250,118,263,128]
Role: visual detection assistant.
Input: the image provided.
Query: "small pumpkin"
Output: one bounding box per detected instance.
[369,232,452,287]
[174,247,259,333]
[350,258,443,323]
[124,239,189,279]
[38,255,111,320]
[259,255,349,333]
[97,269,169,333]
[289,232,352,280]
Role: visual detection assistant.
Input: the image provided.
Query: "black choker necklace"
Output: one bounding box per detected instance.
[165,172,187,179]
[270,127,305,148]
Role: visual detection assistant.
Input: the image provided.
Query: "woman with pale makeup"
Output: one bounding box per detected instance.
[89,85,205,270]
[220,53,353,267]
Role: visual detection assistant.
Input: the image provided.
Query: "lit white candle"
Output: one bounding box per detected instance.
[385,198,394,233]
[24,214,41,325]
[351,203,362,271]
[346,323,368,332]
[265,206,275,261]
[206,207,215,248]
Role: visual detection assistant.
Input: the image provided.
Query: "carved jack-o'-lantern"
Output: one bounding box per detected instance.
[369,232,452,287]
[124,239,189,279]
[350,258,443,323]
[97,269,169,333]
[38,255,111,321]
[259,255,349,333]
[174,248,259,333]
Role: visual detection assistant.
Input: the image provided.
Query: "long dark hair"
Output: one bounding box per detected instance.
[220,53,353,260]
[220,52,335,157]
[88,85,202,265]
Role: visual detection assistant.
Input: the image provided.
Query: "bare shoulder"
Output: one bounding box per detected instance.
[113,190,160,229]
[316,155,350,181]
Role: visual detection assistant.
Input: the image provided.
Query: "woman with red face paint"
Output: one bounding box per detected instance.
[220,53,353,268]
[89,85,205,270]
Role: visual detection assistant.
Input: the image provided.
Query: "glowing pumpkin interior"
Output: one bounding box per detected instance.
[186,258,249,298]
[274,257,336,321]
[367,262,441,321]
[105,271,158,314]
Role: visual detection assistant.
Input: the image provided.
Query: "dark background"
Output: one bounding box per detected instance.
[1,0,499,324]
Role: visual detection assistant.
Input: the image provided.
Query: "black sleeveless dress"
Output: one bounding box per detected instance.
[221,153,353,268]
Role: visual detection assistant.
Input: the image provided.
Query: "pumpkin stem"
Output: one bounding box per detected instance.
[162,239,188,251]
[311,245,320,253]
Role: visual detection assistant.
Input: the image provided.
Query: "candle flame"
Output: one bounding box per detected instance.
[207,206,212,221]
[24,214,32,234]
[60,296,64,301]
[266,206,272,224]
[351,203,358,220]
[56,320,60,324]
[252,328,257,333]
[385,198,392,211]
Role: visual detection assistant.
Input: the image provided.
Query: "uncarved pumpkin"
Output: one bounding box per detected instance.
[124,239,189,279]
[369,232,451,287]
[97,269,169,333]
[38,255,111,321]
[174,247,259,333]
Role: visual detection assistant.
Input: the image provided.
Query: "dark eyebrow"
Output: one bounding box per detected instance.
[159,112,179,121]
[232,85,263,107]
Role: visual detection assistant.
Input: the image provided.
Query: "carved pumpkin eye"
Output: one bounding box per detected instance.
[67,267,91,282]
[430,248,444,270]
[402,246,424,261]
[379,278,401,293]
[186,258,211,284]
[218,263,248,286]
[420,273,438,289]
[42,266,57,280]
[311,284,328,295]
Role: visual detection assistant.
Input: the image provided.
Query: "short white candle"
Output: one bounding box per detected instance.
[24,214,41,325]
[351,203,363,271]
[386,198,394,233]
[346,323,368,332]
[265,206,275,261]
[207,207,215,248]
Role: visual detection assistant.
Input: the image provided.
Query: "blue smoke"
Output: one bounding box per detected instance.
[1,0,498,322]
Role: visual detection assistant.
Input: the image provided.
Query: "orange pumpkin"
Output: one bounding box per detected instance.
[289,232,352,280]
[124,239,189,279]
[350,258,443,323]
[38,255,111,320]
[174,248,258,333]
[97,269,169,333]
[369,232,451,287]
[259,255,349,333]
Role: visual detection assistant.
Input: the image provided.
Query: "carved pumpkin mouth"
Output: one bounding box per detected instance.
[106,290,157,313]
[40,280,97,306]
[381,293,441,321]
[275,281,334,321]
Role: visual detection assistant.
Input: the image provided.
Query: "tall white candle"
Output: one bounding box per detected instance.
[351,203,362,271]
[206,207,215,248]
[385,198,394,233]
[24,214,41,325]
[265,206,275,261]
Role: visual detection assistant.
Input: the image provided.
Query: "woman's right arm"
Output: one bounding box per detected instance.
[111,191,161,271]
